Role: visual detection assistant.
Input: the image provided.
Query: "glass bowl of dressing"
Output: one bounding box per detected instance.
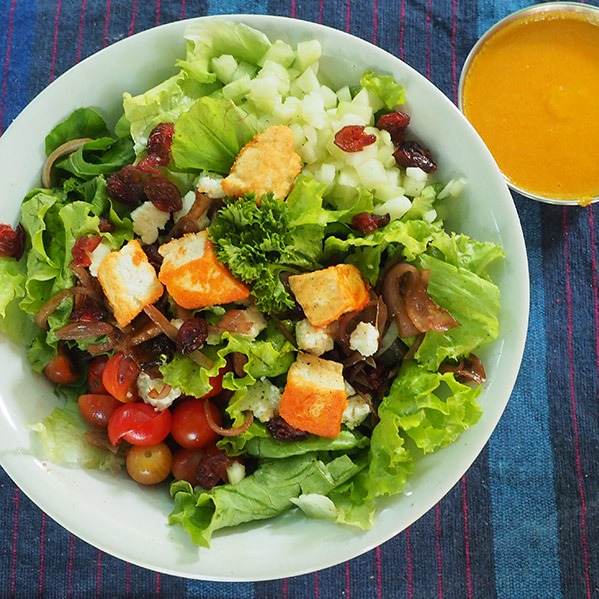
[458,2,599,206]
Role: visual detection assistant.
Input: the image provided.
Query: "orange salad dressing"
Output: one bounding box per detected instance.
[461,9,599,204]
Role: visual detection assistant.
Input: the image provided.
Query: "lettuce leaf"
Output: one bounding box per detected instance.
[360,71,406,110]
[381,360,482,454]
[414,253,501,369]
[168,452,363,548]
[31,398,124,473]
[171,96,260,173]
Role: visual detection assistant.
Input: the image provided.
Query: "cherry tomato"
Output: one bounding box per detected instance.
[172,447,209,486]
[108,402,172,446]
[170,399,221,450]
[87,355,108,394]
[78,394,120,428]
[201,366,228,400]
[126,442,173,485]
[43,349,78,385]
[102,352,140,403]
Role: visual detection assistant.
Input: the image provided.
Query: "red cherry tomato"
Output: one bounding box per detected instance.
[171,447,208,486]
[43,350,79,385]
[170,399,221,450]
[78,394,120,428]
[107,402,172,446]
[87,355,109,394]
[201,366,229,400]
[102,352,140,403]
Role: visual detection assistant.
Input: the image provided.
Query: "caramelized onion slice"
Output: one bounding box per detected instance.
[34,286,98,330]
[42,138,93,188]
[382,262,459,337]
[204,400,254,437]
[55,321,115,340]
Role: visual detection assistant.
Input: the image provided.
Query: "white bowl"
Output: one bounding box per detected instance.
[0,14,529,581]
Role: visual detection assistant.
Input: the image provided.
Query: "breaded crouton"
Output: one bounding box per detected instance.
[288,264,370,328]
[222,125,302,200]
[97,239,164,328]
[279,353,348,438]
[158,231,250,310]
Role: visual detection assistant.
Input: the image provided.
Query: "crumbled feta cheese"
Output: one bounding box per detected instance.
[88,240,112,277]
[295,318,334,356]
[131,201,171,244]
[137,372,182,411]
[342,394,372,429]
[238,379,281,422]
[349,321,379,357]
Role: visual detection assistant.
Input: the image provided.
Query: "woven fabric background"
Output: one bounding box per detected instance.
[0,1,598,597]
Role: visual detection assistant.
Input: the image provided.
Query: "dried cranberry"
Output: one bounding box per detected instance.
[143,175,182,213]
[70,297,107,322]
[376,111,411,144]
[350,212,391,234]
[141,243,163,271]
[175,317,209,354]
[146,122,175,162]
[0,223,25,260]
[136,154,164,173]
[71,235,101,267]
[265,416,309,442]
[106,164,145,207]
[334,125,377,153]
[393,141,437,173]
[98,217,115,233]
[135,335,176,374]
[196,451,236,490]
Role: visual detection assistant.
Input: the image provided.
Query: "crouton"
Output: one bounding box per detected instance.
[97,239,164,328]
[279,353,347,438]
[158,231,250,309]
[221,125,302,200]
[288,264,370,328]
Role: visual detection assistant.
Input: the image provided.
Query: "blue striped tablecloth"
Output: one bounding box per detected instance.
[0,1,598,597]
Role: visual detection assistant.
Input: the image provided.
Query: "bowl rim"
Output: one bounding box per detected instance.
[457,1,599,207]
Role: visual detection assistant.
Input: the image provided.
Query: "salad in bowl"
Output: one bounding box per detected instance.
[0,16,526,579]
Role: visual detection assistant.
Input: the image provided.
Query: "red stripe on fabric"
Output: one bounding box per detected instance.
[75,0,88,63]
[406,527,413,599]
[67,534,75,597]
[38,513,47,595]
[313,570,320,598]
[461,476,473,599]
[590,208,599,391]
[180,0,186,20]
[345,560,352,598]
[435,504,444,599]
[373,0,379,45]
[282,577,288,598]
[290,0,297,19]
[425,0,432,79]
[375,545,383,599]
[0,0,17,135]
[399,0,406,61]
[450,0,458,102]
[562,206,592,599]
[318,0,324,23]
[125,561,131,596]
[103,0,112,48]
[155,0,161,27]
[10,488,20,595]
[96,550,103,594]
[49,0,63,82]
[155,571,161,595]
[128,0,138,37]
[345,0,351,32]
